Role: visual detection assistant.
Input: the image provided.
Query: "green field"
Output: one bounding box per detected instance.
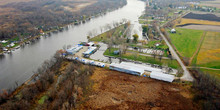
[168,28,204,58]
[104,48,180,69]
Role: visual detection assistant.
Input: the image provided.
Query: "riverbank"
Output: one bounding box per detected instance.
[0,0,128,55]
[0,0,146,92]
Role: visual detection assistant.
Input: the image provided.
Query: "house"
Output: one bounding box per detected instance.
[171,29,176,33]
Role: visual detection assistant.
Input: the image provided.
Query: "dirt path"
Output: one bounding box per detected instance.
[157,26,194,81]
[189,32,206,65]
[187,66,220,71]
[80,68,198,109]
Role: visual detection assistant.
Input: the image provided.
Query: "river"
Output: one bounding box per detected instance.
[0,0,145,90]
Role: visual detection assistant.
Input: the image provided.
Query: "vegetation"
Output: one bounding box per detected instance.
[0,0,127,40]
[177,18,220,26]
[132,34,139,43]
[0,51,95,109]
[138,19,150,24]
[191,68,220,110]
[104,48,180,69]
[196,31,220,69]
[90,22,128,42]
[168,28,204,58]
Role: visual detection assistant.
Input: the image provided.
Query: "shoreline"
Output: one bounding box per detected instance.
[0,4,127,56]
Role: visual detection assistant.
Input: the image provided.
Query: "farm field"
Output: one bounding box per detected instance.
[168,28,204,59]
[200,0,220,8]
[177,18,220,26]
[179,24,220,32]
[183,12,220,22]
[196,31,220,69]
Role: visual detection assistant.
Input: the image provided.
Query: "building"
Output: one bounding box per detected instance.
[150,71,175,82]
[109,62,175,82]
[66,44,83,55]
[171,29,176,33]
[83,47,97,57]
[109,63,145,76]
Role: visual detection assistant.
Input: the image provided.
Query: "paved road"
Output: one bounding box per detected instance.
[157,26,194,81]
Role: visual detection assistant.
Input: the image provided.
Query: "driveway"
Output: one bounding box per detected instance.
[90,43,119,63]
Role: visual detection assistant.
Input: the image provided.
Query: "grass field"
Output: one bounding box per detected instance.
[200,68,220,80]
[177,18,220,26]
[104,48,180,69]
[168,28,204,58]
[196,31,220,69]
[138,19,150,24]
[90,24,125,42]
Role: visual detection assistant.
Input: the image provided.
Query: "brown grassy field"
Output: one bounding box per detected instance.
[179,25,220,32]
[80,68,199,109]
[196,31,220,69]
[177,18,220,26]
[201,0,220,8]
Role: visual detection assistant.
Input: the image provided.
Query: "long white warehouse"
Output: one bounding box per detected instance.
[109,62,175,82]
[150,71,175,82]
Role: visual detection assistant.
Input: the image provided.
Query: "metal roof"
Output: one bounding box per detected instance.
[110,63,145,75]
[150,71,175,82]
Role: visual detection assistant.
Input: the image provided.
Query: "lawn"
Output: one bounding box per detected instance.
[177,18,220,26]
[196,31,220,69]
[138,19,150,24]
[104,48,180,69]
[145,40,169,50]
[168,28,204,58]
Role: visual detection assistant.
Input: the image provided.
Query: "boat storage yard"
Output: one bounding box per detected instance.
[65,42,177,83]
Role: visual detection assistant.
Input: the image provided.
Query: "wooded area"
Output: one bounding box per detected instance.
[0,0,127,40]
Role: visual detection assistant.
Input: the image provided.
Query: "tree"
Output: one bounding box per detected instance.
[99,26,103,33]
[87,36,90,42]
[133,52,139,61]
[152,49,157,59]
[132,34,139,43]
[142,25,148,33]
[160,28,166,34]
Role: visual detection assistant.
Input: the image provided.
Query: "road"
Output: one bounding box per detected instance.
[157,26,194,81]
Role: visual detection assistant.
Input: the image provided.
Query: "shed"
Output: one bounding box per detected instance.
[150,71,175,82]
[171,29,176,33]
[88,42,95,46]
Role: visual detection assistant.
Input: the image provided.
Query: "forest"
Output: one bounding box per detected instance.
[0,0,127,40]
[0,51,95,109]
